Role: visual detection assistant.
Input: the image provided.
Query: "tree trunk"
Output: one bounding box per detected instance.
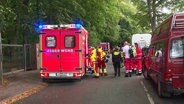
[147,0,153,32]
[152,0,156,31]
[147,0,157,32]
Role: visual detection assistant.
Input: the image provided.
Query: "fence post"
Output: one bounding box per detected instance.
[24,44,27,71]
[0,32,3,85]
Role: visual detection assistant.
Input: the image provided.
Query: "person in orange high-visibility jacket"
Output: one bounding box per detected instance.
[134,43,143,75]
[97,46,107,76]
[90,47,99,77]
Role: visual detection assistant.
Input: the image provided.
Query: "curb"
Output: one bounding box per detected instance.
[0,83,48,104]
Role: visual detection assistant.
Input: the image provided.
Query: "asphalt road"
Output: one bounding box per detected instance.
[15,62,184,104]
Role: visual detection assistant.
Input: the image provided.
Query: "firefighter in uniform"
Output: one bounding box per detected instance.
[97,46,107,76]
[90,47,100,77]
[134,43,143,75]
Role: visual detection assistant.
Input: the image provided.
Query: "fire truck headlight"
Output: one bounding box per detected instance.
[75,24,81,28]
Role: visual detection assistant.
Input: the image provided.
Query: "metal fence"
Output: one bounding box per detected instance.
[2,44,37,75]
[24,44,37,71]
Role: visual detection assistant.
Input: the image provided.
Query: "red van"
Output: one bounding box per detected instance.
[39,24,89,81]
[143,13,184,97]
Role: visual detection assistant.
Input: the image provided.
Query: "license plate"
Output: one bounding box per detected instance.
[66,73,73,77]
[56,73,63,76]
[57,73,73,77]
[49,73,56,77]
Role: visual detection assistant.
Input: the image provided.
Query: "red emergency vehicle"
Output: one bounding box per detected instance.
[100,42,110,54]
[39,24,88,80]
[143,13,184,97]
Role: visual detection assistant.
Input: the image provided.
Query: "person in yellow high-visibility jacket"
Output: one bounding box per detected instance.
[97,46,107,76]
[131,45,137,74]
[90,47,99,77]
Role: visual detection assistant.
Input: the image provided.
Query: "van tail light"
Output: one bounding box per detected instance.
[164,69,172,81]
[74,73,82,77]
[40,73,48,77]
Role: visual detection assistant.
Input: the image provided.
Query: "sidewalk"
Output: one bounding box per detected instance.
[0,70,47,104]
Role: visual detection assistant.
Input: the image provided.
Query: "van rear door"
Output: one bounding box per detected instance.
[170,36,184,88]
[60,29,82,73]
[41,29,61,72]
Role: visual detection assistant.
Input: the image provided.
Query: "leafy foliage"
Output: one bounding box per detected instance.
[0,0,183,46]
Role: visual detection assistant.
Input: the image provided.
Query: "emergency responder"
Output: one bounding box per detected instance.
[134,43,143,75]
[112,46,122,77]
[97,46,107,76]
[88,46,93,72]
[130,45,137,74]
[90,47,100,77]
[122,41,132,77]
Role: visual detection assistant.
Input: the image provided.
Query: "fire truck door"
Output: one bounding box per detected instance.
[60,30,81,72]
[41,30,61,72]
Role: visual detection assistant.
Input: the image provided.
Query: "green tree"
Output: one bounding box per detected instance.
[1,0,182,46]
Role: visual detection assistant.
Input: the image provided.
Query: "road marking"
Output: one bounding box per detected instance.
[0,83,48,104]
[140,81,155,104]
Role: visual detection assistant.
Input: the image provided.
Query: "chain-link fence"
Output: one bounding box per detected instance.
[2,44,37,74]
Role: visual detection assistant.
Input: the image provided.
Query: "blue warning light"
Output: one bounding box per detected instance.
[75,24,81,28]
[38,25,43,29]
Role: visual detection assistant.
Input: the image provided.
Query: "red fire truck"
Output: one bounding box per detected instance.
[39,24,89,80]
